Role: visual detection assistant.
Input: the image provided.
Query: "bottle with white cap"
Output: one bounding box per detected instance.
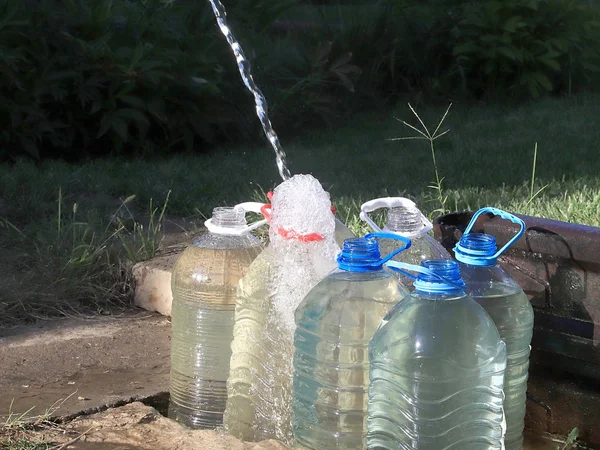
[360,197,450,288]
[168,203,265,429]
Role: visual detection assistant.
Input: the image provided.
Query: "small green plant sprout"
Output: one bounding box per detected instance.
[556,427,579,450]
[389,103,452,216]
[525,142,549,207]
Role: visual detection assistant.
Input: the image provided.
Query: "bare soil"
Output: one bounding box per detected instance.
[0,313,170,421]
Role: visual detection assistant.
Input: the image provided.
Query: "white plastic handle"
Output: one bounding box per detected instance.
[359,197,433,237]
[204,202,268,235]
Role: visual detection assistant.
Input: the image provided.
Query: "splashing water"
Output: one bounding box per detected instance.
[207,0,291,181]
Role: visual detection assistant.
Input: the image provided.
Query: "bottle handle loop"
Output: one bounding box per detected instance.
[204,202,268,235]
[364,232,411,266]
[385,260,465,290]
[360,197,433,237]
[463,207,526,259]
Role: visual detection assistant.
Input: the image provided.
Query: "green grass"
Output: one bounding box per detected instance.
[1,93,599,324]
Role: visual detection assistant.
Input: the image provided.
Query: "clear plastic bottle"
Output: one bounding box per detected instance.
[168,205,264,429]
[224,174,340,445]
[454,207,534,450]
[360,197,449,288]
[293,234,410,450]
[367,259,507,450]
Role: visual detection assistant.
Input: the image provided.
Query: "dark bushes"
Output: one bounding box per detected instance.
[1,0,599,160]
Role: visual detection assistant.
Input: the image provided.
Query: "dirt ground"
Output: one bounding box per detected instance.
[0,312,171,421]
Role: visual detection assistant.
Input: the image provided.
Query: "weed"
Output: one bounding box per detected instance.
[389,103,452,216]
[557,427,580,450]
[525,142,549,208]
[0,394,76,449]
[115,191,171,263]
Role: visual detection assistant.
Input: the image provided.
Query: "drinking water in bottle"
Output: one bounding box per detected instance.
[169,204,265,429]
[367,259,507,450]
[454,207,534,450]
[360,197,449,288]
[293,234,410,450]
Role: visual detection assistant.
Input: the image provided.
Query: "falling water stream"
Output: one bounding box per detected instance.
[207,0,291,182]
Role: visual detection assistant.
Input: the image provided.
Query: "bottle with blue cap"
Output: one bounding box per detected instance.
[292,233,411,450]
[169,204,265,429]
[360,197,450,288]
[367,259,507,450]
[454,207,534,450]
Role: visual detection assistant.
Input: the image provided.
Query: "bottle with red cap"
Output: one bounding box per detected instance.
[223,174,341,445]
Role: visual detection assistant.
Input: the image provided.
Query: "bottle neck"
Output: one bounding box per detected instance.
[414,260,466,296]
[386,206,423,235]
[211,207,247,230]
[454,233,498,266]
[337,237,383,272]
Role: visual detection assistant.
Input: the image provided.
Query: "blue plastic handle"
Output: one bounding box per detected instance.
[385,260,465,291]
[365,232,411,266]
[463,207,526,259]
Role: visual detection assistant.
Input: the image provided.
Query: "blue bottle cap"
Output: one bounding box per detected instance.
[454,233,498,266]
[413,260,466,295]
[337,233,411,273]
[337,237,382,272]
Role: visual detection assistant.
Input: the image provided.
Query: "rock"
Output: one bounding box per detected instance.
[132,252,181,316]
[59,402,291,449]
[132,221,199,317]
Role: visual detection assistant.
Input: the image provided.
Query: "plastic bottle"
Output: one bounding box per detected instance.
[454,207,534,450]
[360,197,449,288]
[293,234,411,450]
[224,174,340,445]
[168,204,265,429]
[367,259,507,450]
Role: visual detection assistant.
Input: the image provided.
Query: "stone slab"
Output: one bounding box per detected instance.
[14,402,292,449]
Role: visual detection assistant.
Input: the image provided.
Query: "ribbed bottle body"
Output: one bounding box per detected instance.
[367,292,507,450]
[169,233,262,429]
[293,271,406,450]
[462,274,534,450]
[224,248,297,442]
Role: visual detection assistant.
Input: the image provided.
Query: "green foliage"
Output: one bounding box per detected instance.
[0,0,246,160]
[451,0,600,98]
[2,0,600,160]
[307,0,600,101]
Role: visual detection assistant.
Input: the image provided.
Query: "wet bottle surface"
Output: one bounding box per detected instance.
[455,219,534,450]
[293,237,409,450]
[223,174,341,445]
[168,207,263,429]
[367,260,507,450]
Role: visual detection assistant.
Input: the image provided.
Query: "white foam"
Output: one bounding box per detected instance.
[268,174,339,332]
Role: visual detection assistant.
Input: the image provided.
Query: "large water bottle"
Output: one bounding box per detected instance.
[454,207,534,450]
[367,259,507,450]
[360,197,449,288]
[293,234,411,450]
[224,174,340,445]
[168,204,265,429]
